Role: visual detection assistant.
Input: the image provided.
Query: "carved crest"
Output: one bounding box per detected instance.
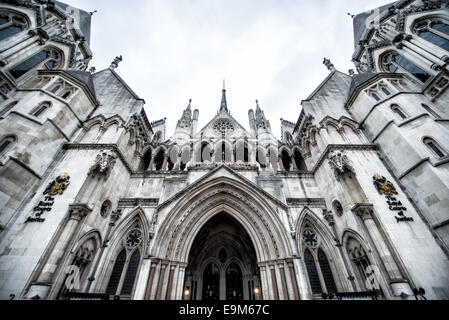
[328,150,354,179]
[373,174,398,196]
[88,150,117,178]
[43,173,70,196]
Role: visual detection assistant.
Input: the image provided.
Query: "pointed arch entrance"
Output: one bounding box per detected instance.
[185,212,260,301]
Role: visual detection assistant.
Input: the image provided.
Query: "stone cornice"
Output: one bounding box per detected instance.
[118,198,160,208]
[286,198,326,208]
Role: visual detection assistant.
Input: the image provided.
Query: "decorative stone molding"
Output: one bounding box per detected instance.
[88,150,117,178]
[328,150,355,179]
[352,203,375,221]
[68,204,92,221]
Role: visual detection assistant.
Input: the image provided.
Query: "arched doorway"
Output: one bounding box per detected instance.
[184,213,260,300]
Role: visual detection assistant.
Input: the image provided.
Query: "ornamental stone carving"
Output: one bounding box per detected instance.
[88,150,117,178]
[328,150,355,179]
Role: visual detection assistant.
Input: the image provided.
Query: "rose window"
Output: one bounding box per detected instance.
[213,121,235,136]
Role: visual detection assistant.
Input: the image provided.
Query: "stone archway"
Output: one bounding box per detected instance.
[184,212,260,301]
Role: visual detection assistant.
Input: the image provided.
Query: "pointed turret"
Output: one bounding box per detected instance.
[220,80,229,113]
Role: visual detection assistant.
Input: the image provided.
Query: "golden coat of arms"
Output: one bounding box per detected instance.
[43,173,71,196]
[373,174,398,196]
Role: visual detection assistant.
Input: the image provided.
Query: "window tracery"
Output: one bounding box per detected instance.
[0,11,28,42]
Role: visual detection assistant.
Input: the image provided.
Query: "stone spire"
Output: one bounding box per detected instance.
[323,57,336,72]
[220,80,229,113]
[109,55,123,70]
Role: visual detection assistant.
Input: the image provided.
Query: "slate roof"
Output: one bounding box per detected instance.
[346,73,379,101]
[65,70,96,98]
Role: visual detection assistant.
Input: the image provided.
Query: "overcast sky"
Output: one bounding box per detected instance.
[64,0,393,139]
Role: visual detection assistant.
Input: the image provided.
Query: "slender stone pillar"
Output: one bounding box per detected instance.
[286,259,300,300]
[352,204,413,298]
[162,155,169,171]
[269,263,279,300]
[259,265,269,300]
[175,264,187,300]
[155,262,168,300]
[323,211,357,291]
[144,259,159,300]
[165,264,176,300]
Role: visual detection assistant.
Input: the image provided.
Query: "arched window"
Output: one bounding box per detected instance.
[50,85,61,94]
[0,101,17,117]
[62,91,71,99]
[106,223,143,298]
[381,87,391,96]
[302,226,339,296]
[294,150,307,171]
[346,237,381,294]
[317,249,338,294]
[141,149,152,171]
[423,137,446,158]
[421,103,440,119]
[59,237,98,299]
[9,48,62,79]
[154,150,165,170]
[414,19,449,52]
[391,104,408,120]
[235,141,249,163]
[304,249,322,295]
[372,93,381,102]
[180,148,190,171]
[201,143,212,163]
[381,52,431,83]
[0,11,28,42]
[256,148,267,168]
[0,135,15,156]
[281,150,291,171]
[31,102,51,118]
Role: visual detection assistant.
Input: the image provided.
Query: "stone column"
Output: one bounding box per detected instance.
[286,259,300,300]
[259,264,269,300]
[161,154,169,171]
[26,204,92,300]
[144,259,160,300]
[165,264,176,300]
[155,262,168,300]
[277,262,289,300]
[174,263,187,300]
[147,155,155,171]
[269,263,279,300]
[323,211,357,291]
[353,204,413,298]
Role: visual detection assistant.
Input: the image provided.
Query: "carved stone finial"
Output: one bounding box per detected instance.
[323,58,336,72]
[328,150,355,179]
[88,150,117,178]
[110,55,123,69]
[89,67,96,74]
[348,69,355,76]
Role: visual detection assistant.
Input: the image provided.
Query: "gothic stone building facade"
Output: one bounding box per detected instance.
[0,0,448,300]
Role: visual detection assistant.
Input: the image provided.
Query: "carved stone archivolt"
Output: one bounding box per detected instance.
[328,150,355,179]
[88,150,117,178]
[158,186,287,261]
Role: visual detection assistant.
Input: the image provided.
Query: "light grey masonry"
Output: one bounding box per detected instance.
[0,0,448,301]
